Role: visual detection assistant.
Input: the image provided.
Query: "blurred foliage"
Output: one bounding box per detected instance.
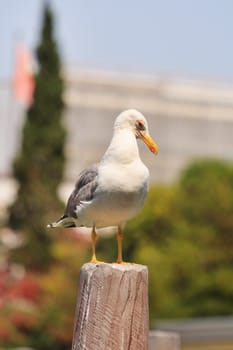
[8,4,66,270]
[0,233,88,349]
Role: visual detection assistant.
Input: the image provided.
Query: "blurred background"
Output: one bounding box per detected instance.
[0,1,233,349]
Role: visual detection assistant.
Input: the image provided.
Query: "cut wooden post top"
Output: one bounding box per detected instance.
[81,262,148,272]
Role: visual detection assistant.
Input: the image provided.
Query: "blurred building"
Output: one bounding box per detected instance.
[1,68,233,211]
[63,68,233,185]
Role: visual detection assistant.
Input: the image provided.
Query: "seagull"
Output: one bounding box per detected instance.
[47,109,158,263]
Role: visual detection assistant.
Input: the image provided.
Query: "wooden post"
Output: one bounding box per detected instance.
[72,263,149,350]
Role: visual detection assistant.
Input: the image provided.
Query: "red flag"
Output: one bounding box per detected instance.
[13,44,35,106]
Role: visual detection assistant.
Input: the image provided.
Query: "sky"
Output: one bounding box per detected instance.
[1,0,233,83]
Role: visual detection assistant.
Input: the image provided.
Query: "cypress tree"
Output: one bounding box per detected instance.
[8,4,66,270]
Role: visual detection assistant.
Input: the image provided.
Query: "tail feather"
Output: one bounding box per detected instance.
[47,215,76,228]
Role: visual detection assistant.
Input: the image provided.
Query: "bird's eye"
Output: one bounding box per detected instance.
[136,120,145,131]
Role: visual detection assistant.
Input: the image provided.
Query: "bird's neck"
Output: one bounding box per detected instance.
[102,129,140,164]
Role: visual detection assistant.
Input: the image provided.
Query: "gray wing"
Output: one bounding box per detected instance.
[64,164,99,218]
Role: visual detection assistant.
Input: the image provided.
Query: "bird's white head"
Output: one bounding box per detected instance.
[114,109,159,154]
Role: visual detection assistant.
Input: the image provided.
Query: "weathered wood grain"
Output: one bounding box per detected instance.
[72,263,149,350]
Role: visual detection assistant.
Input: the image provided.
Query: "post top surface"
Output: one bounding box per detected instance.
[82,262,148,273]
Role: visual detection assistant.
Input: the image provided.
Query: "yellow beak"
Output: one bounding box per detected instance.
[139,131,159,154]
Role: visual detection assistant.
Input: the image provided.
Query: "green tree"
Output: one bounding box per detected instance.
[175,159,233,316]
[8,4,66,270]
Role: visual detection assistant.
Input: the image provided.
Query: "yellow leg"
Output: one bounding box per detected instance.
[91,226,98,263]
[90,226,103,263]
[116,225,123,264]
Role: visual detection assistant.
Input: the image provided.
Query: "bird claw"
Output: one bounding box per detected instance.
[90,257,105,264]
[116,260,130,264]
